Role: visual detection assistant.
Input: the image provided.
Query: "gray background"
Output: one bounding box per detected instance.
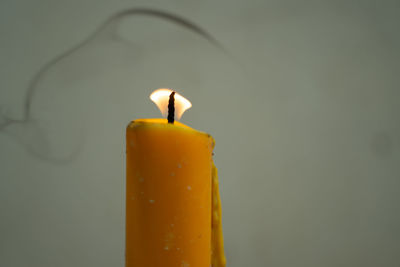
[1,0,400,266]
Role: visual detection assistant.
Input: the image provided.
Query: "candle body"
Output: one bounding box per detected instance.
[126,119,214,267]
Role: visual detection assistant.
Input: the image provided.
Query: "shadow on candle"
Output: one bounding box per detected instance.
[0,8,233,163]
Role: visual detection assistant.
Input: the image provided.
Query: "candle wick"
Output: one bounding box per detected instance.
[167,91,175,124]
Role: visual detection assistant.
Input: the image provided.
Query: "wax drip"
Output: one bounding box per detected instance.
[167,92,176,124]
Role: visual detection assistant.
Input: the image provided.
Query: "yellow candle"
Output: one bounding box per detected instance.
[125,89,226,267]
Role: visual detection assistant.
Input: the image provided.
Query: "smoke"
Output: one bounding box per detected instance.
[0,8,230,163]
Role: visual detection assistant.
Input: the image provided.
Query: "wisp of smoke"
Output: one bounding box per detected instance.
[0,8,230,163]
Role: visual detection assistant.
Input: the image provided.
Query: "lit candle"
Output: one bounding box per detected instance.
[126,89,226,267]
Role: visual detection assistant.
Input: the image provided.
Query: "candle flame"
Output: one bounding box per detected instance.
[150,89,192,120]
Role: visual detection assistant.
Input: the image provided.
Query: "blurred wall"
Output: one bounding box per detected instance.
[1,0,399,267]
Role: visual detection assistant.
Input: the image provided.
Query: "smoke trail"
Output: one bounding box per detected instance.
[0,8,230,163]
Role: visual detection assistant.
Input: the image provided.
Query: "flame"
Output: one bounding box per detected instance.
[150,89,192,120]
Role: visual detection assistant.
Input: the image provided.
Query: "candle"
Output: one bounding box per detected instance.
[126,89,226,267]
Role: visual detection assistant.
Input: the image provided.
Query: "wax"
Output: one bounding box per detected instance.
[126,118,225,267]
[211,163,226,267]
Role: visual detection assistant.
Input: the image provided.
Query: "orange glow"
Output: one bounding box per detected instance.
[150,88,192,120]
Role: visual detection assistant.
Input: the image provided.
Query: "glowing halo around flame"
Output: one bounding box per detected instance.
[150,89,192,121]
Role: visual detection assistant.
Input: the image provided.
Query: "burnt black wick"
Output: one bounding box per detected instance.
[167,92,176,124]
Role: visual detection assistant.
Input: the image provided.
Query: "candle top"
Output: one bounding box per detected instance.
[127,118,215,148]
[128,118,191,129]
